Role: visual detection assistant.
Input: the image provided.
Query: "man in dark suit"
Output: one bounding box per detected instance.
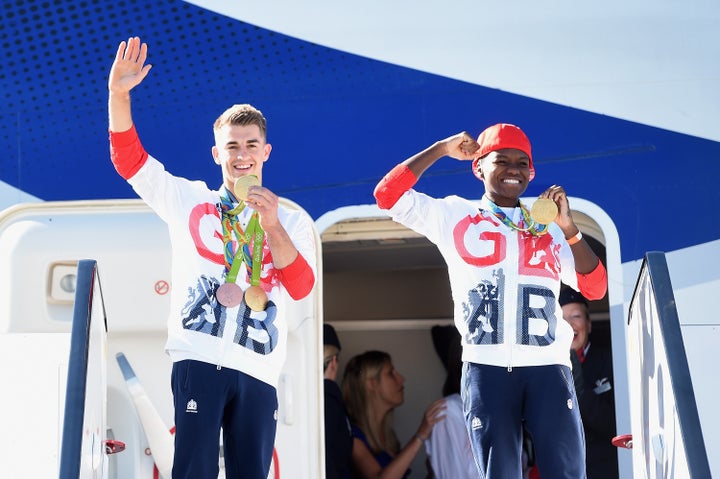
[560,288,619,479]
[323,324,353,479]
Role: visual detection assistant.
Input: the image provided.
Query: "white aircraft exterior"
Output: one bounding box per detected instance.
[0,1,717,477]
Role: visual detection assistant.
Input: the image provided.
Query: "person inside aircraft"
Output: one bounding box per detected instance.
[324,324,354,479]
[425,326,479,479]
[108,37,317,478]
[342,350,446,479]
[373,123,608,478]
[560,288,619,479]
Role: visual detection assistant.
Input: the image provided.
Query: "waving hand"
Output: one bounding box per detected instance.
[108,37,152,94]
[108,37,152,132]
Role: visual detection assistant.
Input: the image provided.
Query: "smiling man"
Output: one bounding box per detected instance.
[108,37,317,479]
[374,123,608,478]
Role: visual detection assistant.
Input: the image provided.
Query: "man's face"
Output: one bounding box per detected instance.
[212,123,271,192]
[562,302,592,351]
[474,148,531,207]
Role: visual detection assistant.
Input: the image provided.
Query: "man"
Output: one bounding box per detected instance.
[373,124,607,478]
[323,324,353,479]
[560,288,619,479]
[108,37,317,478]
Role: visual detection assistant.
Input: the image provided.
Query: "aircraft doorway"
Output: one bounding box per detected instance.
[316,200,623,479]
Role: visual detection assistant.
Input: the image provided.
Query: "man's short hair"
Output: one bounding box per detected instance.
[323,345,340,371]
[213,104,267,140]
[559,288,588,308]
[323,324,342,371]
[323,324,341,350]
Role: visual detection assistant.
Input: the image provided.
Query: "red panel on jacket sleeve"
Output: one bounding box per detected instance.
[373,164,418,209]
[109,125,148,180]
[577,259,608,300]
[277,253,315,300]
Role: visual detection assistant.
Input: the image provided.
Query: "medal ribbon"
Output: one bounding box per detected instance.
[483,197,548,236]
[219,189,265,286]
[248,217,264,288]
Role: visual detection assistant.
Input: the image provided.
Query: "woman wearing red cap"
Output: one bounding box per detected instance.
[373,124,608,478]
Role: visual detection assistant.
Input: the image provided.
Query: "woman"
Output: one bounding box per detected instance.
[342,350,446,479]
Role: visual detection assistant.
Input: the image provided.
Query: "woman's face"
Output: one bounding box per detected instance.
[372,361,405,408]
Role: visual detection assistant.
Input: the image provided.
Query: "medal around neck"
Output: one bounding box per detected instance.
[530,198,558,225]
[233,175,261,201]
[216,282,244,308]
[244,285,268,312]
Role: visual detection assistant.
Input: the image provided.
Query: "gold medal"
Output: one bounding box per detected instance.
[530,198,558,225]
[244,285,268,312]
[233,175,261,201]
[216,282,244,308]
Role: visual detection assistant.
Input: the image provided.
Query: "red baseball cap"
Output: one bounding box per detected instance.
[472,123,535,180]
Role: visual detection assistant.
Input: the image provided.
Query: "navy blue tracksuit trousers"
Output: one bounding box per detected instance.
[171,360,278,479]
[462,362,586,479]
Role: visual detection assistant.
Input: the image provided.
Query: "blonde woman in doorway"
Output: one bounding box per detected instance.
[342,350,446,479]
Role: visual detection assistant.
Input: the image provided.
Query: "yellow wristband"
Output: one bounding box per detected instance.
[414,434,426,444]
[566,231,583,245]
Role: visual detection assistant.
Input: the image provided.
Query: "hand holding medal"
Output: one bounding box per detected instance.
[234,175,261,202]
[530,198,558,225]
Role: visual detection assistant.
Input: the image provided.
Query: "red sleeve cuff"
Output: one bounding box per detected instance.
[577,259,608,300]
[109,124,148,179]
[277,253,315,300]
[374,164,418,209]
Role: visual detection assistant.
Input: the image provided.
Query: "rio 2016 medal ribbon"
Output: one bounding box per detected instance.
[530,198,558,225]
[216,282,244,308]
[218,191,267,310]
[244,285,268,312]
[233,175,260,202]
[243,216,267,312]
[484,197,549,236]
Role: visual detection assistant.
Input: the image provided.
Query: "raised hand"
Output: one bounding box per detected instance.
[108,37,152,94]
[538,185,574,231]
[442,132,480,161]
